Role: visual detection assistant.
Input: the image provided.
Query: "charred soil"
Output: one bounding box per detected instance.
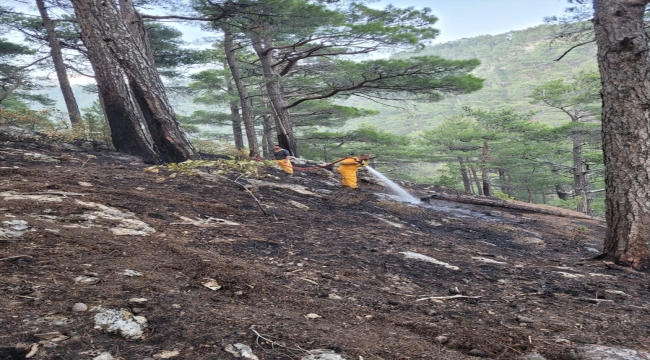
[0,135,648,360]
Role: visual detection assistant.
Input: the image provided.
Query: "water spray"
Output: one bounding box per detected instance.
[365,166,420,204]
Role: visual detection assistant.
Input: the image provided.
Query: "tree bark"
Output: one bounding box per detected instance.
[262,114,275,159]
[250,31,298,157]
[72,2,159,162]
[229,100,244,150]
[35,0,83,128]
[221,58,244,150]
[593,0,650,269]
[457,157,472,194]
[481,139,491,196]
[70,0,197,163]
[469,164,483,196]
[223,26,259,157]
[498,168,516,198]
[571,131,591,213]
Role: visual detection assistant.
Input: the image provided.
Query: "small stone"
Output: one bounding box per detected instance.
[517,316,534,323]
[123,269,143,277]
[72,303,88,312]
[434,335,449,344]
[93,353,116,360]
[74,276,100,285]
[523,352,547,360]
[468,349,488,357]
[128,298,148,304]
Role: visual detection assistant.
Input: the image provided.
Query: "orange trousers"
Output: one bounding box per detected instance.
[276,159,294,174]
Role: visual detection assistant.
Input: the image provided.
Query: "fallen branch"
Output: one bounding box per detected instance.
[581,298,614,304]
[201,172,268,215]
[416,295,482,302]
[0,255,34,262]
[250,327,308,354]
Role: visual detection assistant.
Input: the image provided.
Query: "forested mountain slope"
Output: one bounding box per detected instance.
[342,24,598,134]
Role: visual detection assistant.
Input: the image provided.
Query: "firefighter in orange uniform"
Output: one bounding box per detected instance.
[273,145,294,175]
[337,154,370,189]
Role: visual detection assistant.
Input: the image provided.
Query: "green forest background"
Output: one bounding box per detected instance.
[32,23,603,214]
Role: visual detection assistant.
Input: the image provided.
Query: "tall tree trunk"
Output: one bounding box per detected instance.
[35,0,83,129]
[481,139,491,196]
[571,131,590,213]
[223,26,259,157]
[261,114,274,159]
[70,0,197,163]
[469,164,483,196]
[222,58,244,150]
[228,96,244,150]
[73,4,159,162]
[250,32,298,157]
[499,168,515,197]
[593,0,650,269]
[457,156,472,194]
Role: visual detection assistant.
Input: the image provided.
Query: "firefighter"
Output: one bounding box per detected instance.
[273,145,293,175]
[337,154,370,189]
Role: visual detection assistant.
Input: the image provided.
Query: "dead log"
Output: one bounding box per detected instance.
[422,194,598,220]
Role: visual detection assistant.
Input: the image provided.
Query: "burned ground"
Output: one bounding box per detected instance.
[0,133,648,360]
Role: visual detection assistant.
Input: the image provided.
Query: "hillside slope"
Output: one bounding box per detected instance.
[342,24,598,134]
[0,129,648,360]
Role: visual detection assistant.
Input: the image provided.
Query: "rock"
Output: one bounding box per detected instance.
[128,298,148,304]
[0,219,31,238]
[92,307,147,340]
[468,349,489,357]
[201,279,221,291]
[434,335,449,344]
[72,303,88,312]
[74,275,100,285]
[359,175,379,184]
[80,142,94,150]
[224,343,259,360]
[579,344,650,360]
[517,316,534,323]
[153,350,180,358]
[23,152,61,163]
[522,352,547,360]
[123,269,143,277]
[93,353,116,360]
[0,126,41,142]
[515,237,546,247]
[301,349,346,360]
